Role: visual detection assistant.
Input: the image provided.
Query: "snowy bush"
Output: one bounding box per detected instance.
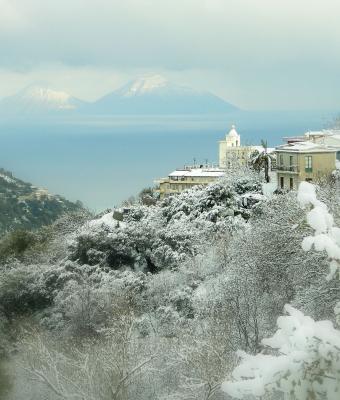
[223,181,340,400]
[223,304,340,399]
[0,262,52,320]
[68,170,264,273]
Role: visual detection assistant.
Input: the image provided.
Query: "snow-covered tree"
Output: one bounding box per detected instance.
[250,140,274,183]
[21,329,157,400]
[222,181,340,400]
[67,170,263,272]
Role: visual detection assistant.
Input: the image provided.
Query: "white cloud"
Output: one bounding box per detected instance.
[0,0,27,33]
[0,0,339,109]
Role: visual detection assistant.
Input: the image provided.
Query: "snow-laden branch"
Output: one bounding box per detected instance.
[222,181,340,400]
[297,182,340,280]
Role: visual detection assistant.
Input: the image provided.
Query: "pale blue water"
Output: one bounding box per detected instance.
[0,111,336,211]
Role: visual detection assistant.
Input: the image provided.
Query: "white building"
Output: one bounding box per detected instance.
[219,125,275,168]
[284,129,340,160]
[305,130,340,160]
[219,125,252,168]
[155,167,225,198]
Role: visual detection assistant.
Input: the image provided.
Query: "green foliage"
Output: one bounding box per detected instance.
[0,265,52,320]
[68,230,133,267]
[139,186,157,206]
[0,230,37,260]
[0,168,84,236]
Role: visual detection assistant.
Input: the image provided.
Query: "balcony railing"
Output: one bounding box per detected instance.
[276,165,300,173]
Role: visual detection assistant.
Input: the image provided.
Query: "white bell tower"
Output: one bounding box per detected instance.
[225,124,240,147]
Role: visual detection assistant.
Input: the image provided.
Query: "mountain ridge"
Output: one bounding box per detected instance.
[0,84,87,116]
[90,75,238,114]
[0,76,238,116]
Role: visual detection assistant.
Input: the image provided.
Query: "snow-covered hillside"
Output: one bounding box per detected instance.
[2,168,340,400]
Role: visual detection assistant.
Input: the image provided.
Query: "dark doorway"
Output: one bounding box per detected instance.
[280,176,284,189]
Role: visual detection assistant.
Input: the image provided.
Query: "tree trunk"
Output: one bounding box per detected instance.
[265,159,270,183]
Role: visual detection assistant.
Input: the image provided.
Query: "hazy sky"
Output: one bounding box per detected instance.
[1,0,340,110]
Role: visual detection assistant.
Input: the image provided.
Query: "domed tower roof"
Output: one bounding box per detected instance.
[224,124,241,147]
[227,124,239,138]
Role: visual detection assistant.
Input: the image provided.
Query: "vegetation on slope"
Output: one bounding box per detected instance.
[0,168,84,235]
[1,168,340,399]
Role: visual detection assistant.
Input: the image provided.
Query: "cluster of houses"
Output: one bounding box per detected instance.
[155,125,340,198]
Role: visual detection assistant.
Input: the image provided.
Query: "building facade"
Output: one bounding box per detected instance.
[276,141,336,190]
[219,125,264,168]
[219,125,250,168]
[283,130,340,158]
[304,130,340,161]
[155,167,225,199]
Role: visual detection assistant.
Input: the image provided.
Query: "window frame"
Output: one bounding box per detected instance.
[305,155,312,173]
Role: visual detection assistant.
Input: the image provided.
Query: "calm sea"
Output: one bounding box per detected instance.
[0,111,336,211]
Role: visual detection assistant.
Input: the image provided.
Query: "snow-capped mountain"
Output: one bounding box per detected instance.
[89,75,238,114]
[119,75,169,97]
[0,76,238,117]
[0,85,86,116]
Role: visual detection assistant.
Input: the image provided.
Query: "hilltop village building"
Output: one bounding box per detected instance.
[218,125,275,168]
[218,125,253,168]
[155,124,274,199]
[275,141,336,190]
[154,125,340,198]
[301,129,340,159]
[155,167,225,199]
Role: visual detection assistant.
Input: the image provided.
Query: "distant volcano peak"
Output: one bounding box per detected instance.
[0,84,86,114]
[94,76,239,114]
[0,77,239,116]
[120,75,170,97]
[18,85,74,108]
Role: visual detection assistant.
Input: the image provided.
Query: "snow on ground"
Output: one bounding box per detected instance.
[262,171,277,198]
[66,211,125,246]
[0,173,16,184]
[87,211,125,230]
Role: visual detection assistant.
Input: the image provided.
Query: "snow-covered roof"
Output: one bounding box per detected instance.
[86,212,125,230]
[276,141,336,153]
[251,145,276,154]
[304,129,340,137]
[169,168,225,178]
